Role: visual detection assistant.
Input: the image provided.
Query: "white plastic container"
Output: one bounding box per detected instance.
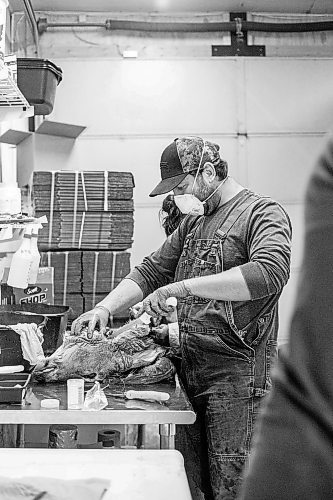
[0,256,5,281]
[0,0,8,64]
[0,183,21,215]
[41,398,60,410]
[7,227,32,289]
[27,227,40,284]
[67,379,84,410]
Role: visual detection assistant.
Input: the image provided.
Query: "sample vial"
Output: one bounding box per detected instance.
[67,378,84,410]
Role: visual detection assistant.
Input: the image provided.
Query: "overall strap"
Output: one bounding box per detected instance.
[214,191,263,242]
[182,215,204,249]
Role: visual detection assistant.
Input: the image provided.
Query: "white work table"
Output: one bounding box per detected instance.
[0,448,192,500]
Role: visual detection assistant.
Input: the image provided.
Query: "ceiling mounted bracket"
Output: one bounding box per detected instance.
[212,12,265,57]
[235,17,244,43]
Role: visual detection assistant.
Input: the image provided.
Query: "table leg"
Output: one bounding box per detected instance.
[16,424,25,448]
[159,423,176,449]
[0,424,16,447]
[137,424,146,449]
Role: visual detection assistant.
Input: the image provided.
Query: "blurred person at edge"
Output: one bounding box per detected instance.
[72,137,292,500]
[238,136,333,500]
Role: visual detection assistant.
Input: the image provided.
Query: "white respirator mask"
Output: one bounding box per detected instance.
[174,193,205,216]
[174,141,227,216]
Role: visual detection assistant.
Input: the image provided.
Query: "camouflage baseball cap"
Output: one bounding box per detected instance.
[149,136,221,197]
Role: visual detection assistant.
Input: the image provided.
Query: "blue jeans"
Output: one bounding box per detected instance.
[177,327,265,500]
[177,393,262,500]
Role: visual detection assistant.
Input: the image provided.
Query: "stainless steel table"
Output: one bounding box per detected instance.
[0,380,196,449]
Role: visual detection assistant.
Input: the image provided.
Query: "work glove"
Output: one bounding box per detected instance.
[71,305,110,338]
[139,281,190,318]
[129,302,143,320]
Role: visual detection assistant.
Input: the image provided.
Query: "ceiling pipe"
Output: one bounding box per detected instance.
[22,0,40,56]
[37,17,333,35]
[241,20,333,32]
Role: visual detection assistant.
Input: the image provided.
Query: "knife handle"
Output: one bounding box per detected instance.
[0,364,24,374]
[125,390,170,402]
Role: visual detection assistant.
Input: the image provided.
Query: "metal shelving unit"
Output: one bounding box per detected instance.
[0,61,34,121]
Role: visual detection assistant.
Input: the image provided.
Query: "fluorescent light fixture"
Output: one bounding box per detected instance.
[122,50,138,58]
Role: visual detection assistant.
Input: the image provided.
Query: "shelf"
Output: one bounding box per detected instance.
[0,63,34,122]
[0,129,32,145]
[0,214,47,229]
[36,121,86,139]
[0,121,86,145]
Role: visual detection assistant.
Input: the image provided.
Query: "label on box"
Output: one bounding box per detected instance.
[14,267,54,305]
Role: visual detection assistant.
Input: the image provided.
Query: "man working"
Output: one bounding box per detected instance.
[72,137,292,499]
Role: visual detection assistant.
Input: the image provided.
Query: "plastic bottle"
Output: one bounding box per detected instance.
[0,182,21,215]
[0,1,9,66]
[67,379,84,410]
[0,256,5,282]
[1,254,13,283]
[28,226,40,284]
[7,227,32,289]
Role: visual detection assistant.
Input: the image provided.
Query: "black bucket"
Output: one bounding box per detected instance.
[0,305,70,356]
[0,312,45,370]
[17,58,63,115]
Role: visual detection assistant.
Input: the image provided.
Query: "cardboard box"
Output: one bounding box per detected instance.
[14,267,54,305]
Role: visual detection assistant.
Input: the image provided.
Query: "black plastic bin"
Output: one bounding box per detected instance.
[0,373,32,404]
[17,58,63,115]
[0,305,69,356]
[0,312,45,371]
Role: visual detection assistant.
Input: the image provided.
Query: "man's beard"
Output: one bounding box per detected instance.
[195,177,222,215]
[194,176,212,201]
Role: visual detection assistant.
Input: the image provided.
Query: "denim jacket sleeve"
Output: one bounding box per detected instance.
[126,221,187,297]
[239,199,292,300]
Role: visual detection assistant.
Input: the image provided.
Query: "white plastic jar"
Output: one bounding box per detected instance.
[0,183,21,214]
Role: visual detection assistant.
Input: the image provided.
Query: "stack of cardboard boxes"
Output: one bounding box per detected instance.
[33,170,135,325]
[40,250,131,324]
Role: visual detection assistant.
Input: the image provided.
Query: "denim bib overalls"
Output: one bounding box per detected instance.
[175,192,279,500]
